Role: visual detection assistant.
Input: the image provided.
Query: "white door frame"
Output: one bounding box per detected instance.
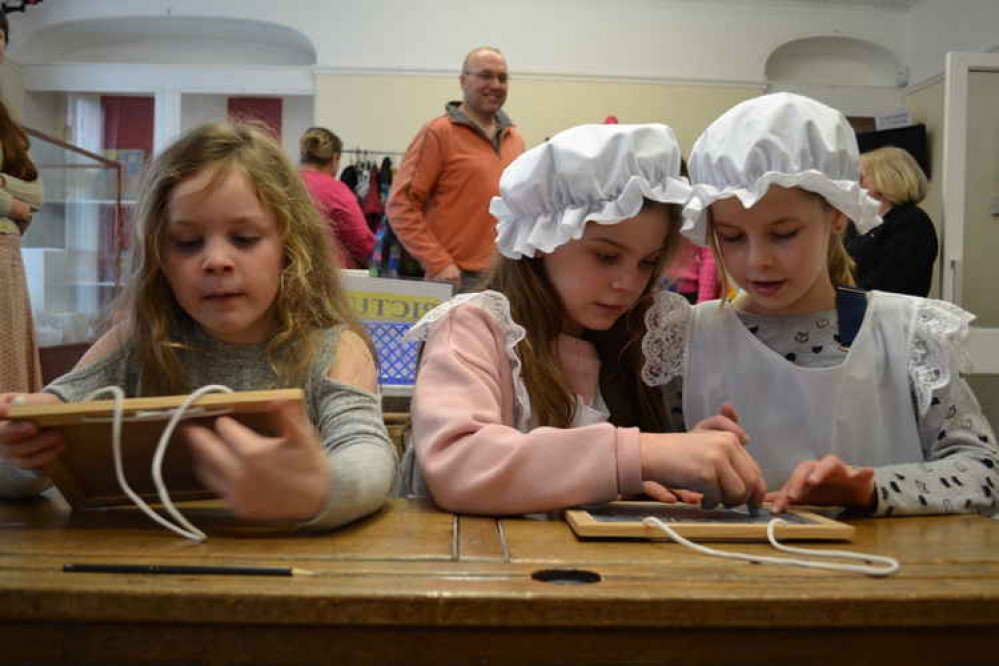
[941,52,999,374]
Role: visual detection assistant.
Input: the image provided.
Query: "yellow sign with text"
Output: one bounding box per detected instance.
[348,291,445,323]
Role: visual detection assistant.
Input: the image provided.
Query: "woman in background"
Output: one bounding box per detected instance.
[0,11,45,393]
[299,126,375,268]
[847,145,937,297]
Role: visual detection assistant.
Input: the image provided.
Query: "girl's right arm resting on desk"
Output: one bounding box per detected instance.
[871,375,999,517]
[410,305,642,515]
[301,329,396,530]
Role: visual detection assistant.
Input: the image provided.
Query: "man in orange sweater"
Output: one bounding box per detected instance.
[387,47,526,289]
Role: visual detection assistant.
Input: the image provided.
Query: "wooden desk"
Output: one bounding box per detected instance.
[2,495,998,665]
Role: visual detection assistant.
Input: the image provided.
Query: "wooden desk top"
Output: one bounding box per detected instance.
[3,495,999,664]
[2,494,998,629]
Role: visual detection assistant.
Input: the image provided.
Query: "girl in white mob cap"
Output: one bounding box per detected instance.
[398,123,766,515]
[643,93,997,517]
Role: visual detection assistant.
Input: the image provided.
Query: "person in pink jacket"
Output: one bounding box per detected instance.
[398,123,766,515]
[664,239,720,304]
[299,127,374,268]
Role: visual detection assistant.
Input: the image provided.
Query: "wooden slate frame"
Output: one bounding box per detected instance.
[8,388,304,510]
[565,501,855,541]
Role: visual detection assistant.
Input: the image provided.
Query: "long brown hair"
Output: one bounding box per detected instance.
[114,120,372,395]
[0,14,38,182]
[484,201,681,431]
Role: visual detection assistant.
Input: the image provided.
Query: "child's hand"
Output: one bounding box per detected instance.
[691,402,749,445]
[640,431,766,509]
[185,399,331,522]
[766,455,875,513]
[640,480,704,504]
[0,393,65,469]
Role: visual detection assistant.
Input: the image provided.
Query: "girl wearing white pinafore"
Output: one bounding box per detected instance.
[643,93,997,517]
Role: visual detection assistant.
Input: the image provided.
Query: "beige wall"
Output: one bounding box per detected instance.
[0,64,26,119]
[314,73,762,155]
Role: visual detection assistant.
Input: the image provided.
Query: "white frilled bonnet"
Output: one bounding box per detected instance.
[491,123,692,259]
[682,92,882,246]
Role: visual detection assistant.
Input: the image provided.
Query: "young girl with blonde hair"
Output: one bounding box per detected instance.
[643,93,997,517]
[0,121,396,531]
[399,123,765,515]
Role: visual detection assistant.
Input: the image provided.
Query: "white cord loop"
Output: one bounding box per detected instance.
[642,516,900,577]
[84,385,235,542]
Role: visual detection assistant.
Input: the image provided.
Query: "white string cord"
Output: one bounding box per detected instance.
[85,385,235,542]
[642,516,900,577]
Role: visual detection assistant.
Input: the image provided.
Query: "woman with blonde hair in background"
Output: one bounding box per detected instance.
[0,10,45,393]
[299,126,375,268]
[847,145,937,297]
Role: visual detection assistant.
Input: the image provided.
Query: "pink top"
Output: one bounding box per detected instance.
[665,239,720,303]
[409,303,643,515]
[300,169,375,268]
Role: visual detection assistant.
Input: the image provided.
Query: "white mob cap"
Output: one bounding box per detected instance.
[491,123,692,259]
[682,92,882,246]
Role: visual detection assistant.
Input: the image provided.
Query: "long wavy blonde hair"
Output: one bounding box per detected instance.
[113,121,372,395]
[485,201,681,431]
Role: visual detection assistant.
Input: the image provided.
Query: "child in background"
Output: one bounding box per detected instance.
[643,93,997,516]
[664,238,720,304]
[0,122,396,530]
[398,123,765,515]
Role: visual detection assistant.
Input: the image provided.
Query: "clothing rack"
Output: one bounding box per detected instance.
[342,148,405,157]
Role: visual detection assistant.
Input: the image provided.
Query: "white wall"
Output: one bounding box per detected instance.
[905,0,999,86]
[282,95,312,162]
[180,93,227,134]
[10,0,906,85]
[180,93,312,162]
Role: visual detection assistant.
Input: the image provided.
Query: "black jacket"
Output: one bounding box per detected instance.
[846,203,939,297]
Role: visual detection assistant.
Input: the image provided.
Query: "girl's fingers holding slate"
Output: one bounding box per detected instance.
[1,430,64,468]
[673,487,705,504]
[641,480,679,503]
[211,415,271,459]
[718,402,740,423]
[185,423,244,481]
[266,399,320,451]
[191,451,230,498]
[0,419,38,444]
[713,454,750,507]
[694,414,749,445]
[808,454,847,485]
[783,460,818,502]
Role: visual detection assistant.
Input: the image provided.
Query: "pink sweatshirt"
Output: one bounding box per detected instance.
[300,169,375,269]
[665,240,720,303]
[409,303,643,515]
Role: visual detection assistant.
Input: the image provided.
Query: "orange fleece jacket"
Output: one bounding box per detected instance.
[387,107,525,274]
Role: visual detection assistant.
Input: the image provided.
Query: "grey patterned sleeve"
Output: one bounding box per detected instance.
[299,377,398,530]
[872,375,999,517]
[43,345,135,402]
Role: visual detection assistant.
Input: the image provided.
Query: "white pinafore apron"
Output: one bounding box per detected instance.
[683,293,923,488]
